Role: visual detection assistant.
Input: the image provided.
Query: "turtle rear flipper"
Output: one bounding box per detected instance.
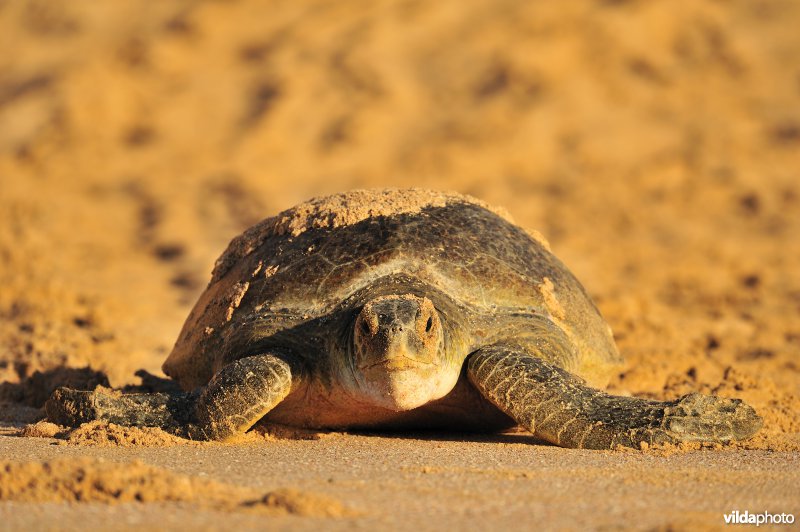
[46,352,302,441]
[467,343,763,449]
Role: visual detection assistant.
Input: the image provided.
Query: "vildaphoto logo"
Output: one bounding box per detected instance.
[724,510,795,526]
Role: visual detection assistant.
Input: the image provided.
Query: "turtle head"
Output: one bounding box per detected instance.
[350,294,457,411]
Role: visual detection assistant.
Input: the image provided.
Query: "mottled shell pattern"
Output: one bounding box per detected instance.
[163,189,621,390]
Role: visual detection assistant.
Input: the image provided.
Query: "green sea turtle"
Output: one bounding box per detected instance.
[46,189,762,449]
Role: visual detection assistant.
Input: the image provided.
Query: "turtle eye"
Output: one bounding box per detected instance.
[360,320,371,336]
[425,316,433,333]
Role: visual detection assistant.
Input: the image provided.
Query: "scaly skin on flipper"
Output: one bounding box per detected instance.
[467,345,763,449]
[190,353,298,441]
[46,387,197,434]
[46,353,300,441]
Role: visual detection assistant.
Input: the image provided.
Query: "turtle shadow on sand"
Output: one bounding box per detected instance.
[342,428,555,447]
[43,189,763,449]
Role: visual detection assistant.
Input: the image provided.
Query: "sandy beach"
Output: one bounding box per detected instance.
[1,0,799,529]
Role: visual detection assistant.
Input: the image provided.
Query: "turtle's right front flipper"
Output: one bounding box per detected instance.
[467,343,763,449]
[46,352,302,441]
[188,353,301,441]
[46,387,196,433]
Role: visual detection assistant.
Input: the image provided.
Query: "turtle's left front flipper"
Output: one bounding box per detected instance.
[467,343,763,449]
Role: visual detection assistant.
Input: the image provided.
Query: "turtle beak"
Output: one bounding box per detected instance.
[359,334,434,372]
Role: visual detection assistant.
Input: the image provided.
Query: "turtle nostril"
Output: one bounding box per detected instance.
[425,316,433,333]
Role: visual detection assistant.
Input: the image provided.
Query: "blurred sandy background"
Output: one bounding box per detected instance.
[1,0,799,528]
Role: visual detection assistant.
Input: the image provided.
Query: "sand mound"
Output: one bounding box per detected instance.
[18,419,337,446]
[18,419,194,446]
[19,419,198,447]
[0,457,353,516]
[60,421,191,447]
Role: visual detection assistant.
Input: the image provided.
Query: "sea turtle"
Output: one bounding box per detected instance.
[46,189,762,449]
